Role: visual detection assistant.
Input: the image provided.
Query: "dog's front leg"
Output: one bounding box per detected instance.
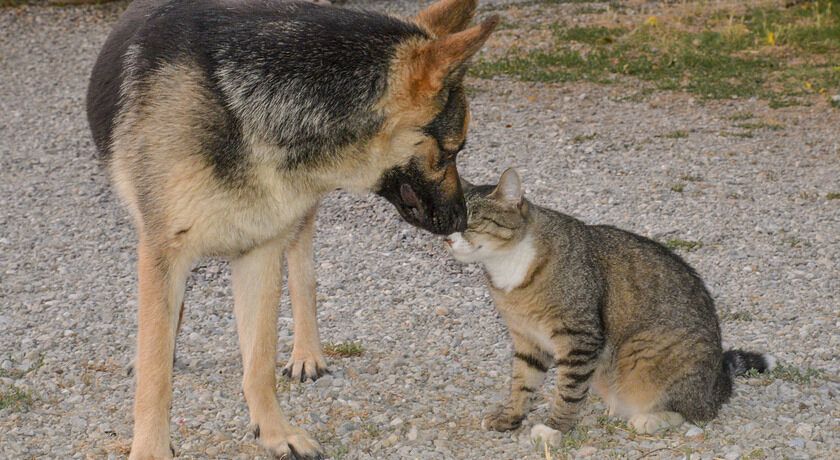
[282,206,329,382]
[232,236,322,459]
[130,239,191,460]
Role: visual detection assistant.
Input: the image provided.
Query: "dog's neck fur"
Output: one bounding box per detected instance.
[482,233,537,292]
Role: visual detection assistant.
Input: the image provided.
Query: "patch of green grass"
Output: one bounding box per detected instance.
[745,363,824,384]
[767,96,806,109]
[329,444,350,459]
[533,425,591,457]
[473,24,776,99]
[736,121,785,131]
[783,236,809,248]
[721,130,755,138]
[0,353,44,380]
[574,5,605,15]
[558,426,588,450]
[0,386,34,412]
[481,0,600,11]
[826,192,840,200]
[670,183,685,193]
[533,0,604,5]
[727,112,755,121]
[596,415,628,435]
[472,1,840,104]
[660,130,689,139]
[723,311,754,321]
[664,239,702,251]
[679,174,703,182]
[745,2,840,54]
[323,342,364,358]
[770,364,823,384]
[1,0,119,6]
[617,87,655,102]
[572,133,598,143]
[744,448,767,459]
[495,19,523,31]
[276,378,291,393]
[0,0,26,6]
[361,423,381,439]
[557,25,627,45]
[472,48,615,84]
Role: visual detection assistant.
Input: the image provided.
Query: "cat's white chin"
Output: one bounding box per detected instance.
[445,233,483,262]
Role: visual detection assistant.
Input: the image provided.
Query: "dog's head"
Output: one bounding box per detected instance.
[373,0,498,235]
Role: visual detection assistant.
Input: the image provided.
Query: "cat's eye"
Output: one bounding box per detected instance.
[481,217,508,230]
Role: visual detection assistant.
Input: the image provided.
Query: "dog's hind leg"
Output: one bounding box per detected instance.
[233,236,323,459]
[129,239,191,460]
[282,205,329,382]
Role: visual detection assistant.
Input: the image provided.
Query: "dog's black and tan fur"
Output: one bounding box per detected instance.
[86,1,498,458]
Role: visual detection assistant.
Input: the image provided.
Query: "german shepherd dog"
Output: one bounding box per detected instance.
[86,0,497,458]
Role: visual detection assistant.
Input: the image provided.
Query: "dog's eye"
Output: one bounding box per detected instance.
[441,140,466,164]
[436,150,457,169]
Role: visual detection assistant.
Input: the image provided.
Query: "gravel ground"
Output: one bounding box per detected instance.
[1,1,838,459]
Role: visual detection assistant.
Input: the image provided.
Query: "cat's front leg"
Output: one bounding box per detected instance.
[546,333,602,431]
[483,332,552,432]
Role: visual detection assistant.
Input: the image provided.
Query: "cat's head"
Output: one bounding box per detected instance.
[445,168,529,262]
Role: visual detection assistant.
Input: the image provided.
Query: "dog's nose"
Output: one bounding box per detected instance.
[452,212,467,232]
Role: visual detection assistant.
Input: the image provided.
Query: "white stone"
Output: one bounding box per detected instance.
[796,423,813,439]
[685,425,704,438]
[530,424,561,448]
[576,446,598,457]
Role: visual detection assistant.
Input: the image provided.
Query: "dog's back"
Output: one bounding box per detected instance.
[87,0,428,164]
[87,0,165,156]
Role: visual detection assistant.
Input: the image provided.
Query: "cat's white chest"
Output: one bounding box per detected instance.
[483,235,537,292]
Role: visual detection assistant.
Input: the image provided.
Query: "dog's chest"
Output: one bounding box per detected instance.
[174,166,322,256]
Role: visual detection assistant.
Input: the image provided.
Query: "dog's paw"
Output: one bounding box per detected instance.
[481,406,524,432]
[254,424,323,460]
[628,411,684,434]
[282,348,329,382]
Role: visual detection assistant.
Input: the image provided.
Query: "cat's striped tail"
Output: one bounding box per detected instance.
[723,350,776,376]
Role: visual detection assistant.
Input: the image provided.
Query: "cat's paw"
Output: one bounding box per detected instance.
[628,411,684,434]
[544,415,577,433]
[481,407,524,432]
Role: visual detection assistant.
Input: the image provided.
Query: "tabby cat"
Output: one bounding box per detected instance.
[446,168,774,434]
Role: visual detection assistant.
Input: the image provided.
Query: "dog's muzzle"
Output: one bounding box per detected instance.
[398,183,466,235]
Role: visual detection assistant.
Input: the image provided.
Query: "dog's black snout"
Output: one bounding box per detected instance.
[452,208,467,232]
[428,201,467,235]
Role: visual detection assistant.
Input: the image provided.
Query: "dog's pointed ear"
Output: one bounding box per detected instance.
[407,15,499,102]
[416,0,478,37]
[490,168,522,205]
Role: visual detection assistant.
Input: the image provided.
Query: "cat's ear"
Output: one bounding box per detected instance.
[491,168,522,205]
